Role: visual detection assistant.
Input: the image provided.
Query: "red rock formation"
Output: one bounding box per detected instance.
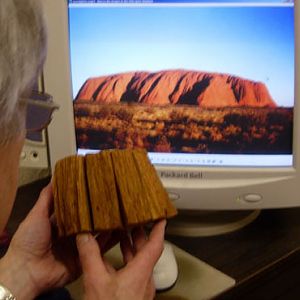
[76,70,276,108]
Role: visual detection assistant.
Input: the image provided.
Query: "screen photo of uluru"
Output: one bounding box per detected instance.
[74,69,293,154]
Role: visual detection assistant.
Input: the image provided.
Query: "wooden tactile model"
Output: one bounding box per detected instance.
[53,155,92,237]
[53,149,177,236]
[86,151,123,231]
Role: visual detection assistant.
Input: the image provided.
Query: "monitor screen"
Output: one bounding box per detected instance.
[68,0,294,168]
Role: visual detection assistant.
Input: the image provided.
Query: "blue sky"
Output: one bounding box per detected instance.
[69,3,294,106]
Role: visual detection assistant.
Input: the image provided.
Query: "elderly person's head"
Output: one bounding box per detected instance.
[0,0,47,231]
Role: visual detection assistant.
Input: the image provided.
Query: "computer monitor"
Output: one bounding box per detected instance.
[41,0,299,234]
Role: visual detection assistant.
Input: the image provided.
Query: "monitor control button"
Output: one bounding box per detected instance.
[242,194,263,203]
[168,192,180,201]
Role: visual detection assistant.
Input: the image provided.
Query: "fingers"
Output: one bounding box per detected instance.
[120,232,134,264]
[76,233,107,277]
[131,226,147,252]
[147,220,166,248]
[136,220,166,266]
[102,257,117,275]
[76,221,165,299]
[124,220,166,277]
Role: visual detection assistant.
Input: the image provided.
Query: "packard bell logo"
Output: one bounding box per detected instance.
[159,171,203,179]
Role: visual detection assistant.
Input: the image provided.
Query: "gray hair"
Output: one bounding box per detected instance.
[0,0,47,145]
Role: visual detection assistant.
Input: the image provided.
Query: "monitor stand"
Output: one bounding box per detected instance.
[166,210,260,237]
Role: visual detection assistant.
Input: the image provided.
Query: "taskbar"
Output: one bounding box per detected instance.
[77,149,293,167]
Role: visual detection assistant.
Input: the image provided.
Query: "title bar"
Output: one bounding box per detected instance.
[69,0,293,3]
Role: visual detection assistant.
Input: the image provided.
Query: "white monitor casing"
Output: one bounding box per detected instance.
[42,0,300,211]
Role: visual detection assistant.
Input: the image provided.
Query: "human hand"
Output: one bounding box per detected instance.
[0,183,80,300]
[76,220,166,300]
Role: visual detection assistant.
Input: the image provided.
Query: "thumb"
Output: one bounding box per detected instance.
[76,233,107,276]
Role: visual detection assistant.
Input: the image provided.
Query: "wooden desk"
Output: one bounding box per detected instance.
[3,179,300,299]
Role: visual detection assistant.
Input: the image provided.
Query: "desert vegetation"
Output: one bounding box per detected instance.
[74,101,293,154]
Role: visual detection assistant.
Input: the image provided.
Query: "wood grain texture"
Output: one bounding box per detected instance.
[53,155,92,236]
[132,149,178,220]
[76,156,92,233]
[53,149,177,236]
[86,152,123,231]
[111,149,151,226]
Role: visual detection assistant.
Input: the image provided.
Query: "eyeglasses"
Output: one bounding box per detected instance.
[21,91,59,132]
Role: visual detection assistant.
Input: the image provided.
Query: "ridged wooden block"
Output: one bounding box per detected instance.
[53,149,177,236]
[111,149,149,226]
[111,149,178,227]
[86,152,123,231]
[132,149,178,220]
[53,155,92,236]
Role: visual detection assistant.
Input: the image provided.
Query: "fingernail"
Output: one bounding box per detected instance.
[77,233,90,244]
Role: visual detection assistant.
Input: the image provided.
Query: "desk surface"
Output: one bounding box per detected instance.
[167,209,300,299]
[4,178,300,299]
